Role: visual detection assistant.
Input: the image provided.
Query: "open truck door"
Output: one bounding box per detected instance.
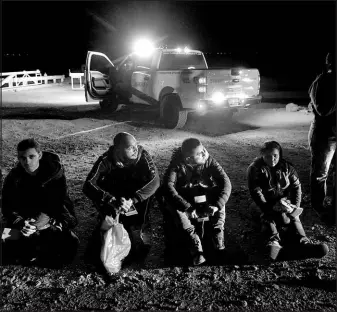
[84,51,114,103]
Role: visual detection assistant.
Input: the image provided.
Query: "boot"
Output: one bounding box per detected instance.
[213,229,225,251]
[298,237,329,259]
[266,236,282,261]
[188,232,206,266]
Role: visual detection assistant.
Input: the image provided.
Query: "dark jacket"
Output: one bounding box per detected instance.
[162,148,232,212]
[2,151,77,230]
[247,157,302,213]
[309,70,336,140]
[83,145,160,211]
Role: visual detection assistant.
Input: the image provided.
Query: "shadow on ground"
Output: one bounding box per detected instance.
[277,278,336,292]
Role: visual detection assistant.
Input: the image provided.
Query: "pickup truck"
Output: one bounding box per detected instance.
[84,48,262,129]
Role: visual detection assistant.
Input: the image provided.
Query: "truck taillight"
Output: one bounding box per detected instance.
[198,86,207,93]
[198,77,207,84]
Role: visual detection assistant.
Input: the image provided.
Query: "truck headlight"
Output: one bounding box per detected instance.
[133,39,154,57]
[211,92,226,104]
[198,77,207,84]
[198,86,207,93]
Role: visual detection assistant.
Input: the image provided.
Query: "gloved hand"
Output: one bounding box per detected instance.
[21,219,37,237]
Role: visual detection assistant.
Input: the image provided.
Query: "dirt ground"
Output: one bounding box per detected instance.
[1,84,336,312]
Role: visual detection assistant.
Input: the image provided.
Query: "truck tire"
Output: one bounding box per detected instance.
[99,96,119,112]
[160,94,188,129]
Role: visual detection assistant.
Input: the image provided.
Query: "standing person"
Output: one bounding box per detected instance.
[247,141,328,261]
[161,138,232,266]
[83,132,160,268]
[1,139,79,267]
[308,51,336,222]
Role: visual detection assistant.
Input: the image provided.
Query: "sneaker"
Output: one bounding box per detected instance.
[299,237,329,259]
[213,230,225,251]
[192,252,206,266]
[266,239,282,261]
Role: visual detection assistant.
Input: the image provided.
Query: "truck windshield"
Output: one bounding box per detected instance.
[159,53,207,70]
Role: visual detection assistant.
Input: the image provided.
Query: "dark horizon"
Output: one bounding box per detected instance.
[2,1,335,88]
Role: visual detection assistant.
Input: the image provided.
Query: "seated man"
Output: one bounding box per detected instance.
[161,138,232,266]
[247,140,329,261]
[83,132,160,267]
[1,139,79,267]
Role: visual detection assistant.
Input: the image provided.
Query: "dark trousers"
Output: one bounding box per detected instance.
[250,202,306,244]
[85,198,152,265]
[261,212,306,243]
[2,227,79,266]
[309,125,336,208]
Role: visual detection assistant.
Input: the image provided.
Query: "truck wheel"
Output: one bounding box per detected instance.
[161,95,188,129]
[99,96,119,112]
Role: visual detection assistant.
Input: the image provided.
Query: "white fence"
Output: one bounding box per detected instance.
[69,69,84,90]
[1,70,65,90]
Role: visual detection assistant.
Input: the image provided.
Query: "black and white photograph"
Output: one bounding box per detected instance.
[1,0,336,311]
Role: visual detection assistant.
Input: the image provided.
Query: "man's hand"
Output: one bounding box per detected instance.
[280,198,295,214]
[21,219,37,237]
[207,206,219,216]
[118,198,133,214]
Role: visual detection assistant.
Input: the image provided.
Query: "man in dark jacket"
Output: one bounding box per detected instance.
[83,132,160,266]
[162,138,232,266]
[308,52,336,222]
[1,139,79,267]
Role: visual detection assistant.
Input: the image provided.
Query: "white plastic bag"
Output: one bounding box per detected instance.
[100,214,131,274]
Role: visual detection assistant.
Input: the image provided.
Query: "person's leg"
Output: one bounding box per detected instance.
[83,219,104,267]
[260,212,283,260]
[331,163,336,221]
[287,216,306,241]
[283,215,329,259]
[35,228,65,267]
[209,207,226,251]
[1,237,29,264]
[59,230,79,264]
[166,204,205,265]
[260,213,281,241]
[119,198,152,262]
[310,138,336,213]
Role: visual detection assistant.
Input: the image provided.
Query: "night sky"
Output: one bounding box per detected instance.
[2,1,336,88]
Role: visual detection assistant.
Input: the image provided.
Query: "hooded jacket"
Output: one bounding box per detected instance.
[162,147,232,212]
[2,151,77,230]
[83,145,160,210]
[309,69,336,140]
[247,157,302,213]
